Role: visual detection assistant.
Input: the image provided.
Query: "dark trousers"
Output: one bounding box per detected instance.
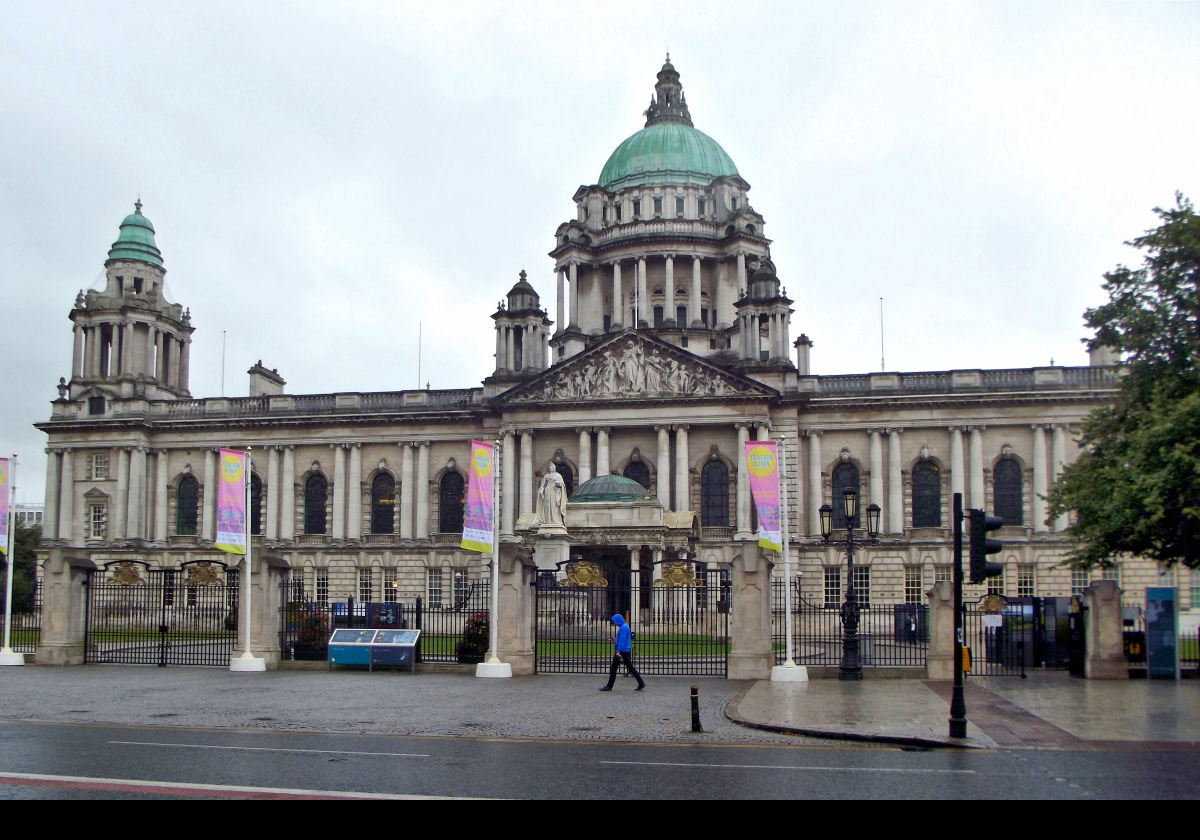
[604,651,645,689]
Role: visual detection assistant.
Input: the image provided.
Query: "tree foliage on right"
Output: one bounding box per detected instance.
[1047,193,1200,569]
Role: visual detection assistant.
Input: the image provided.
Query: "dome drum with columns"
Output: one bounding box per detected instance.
[33,60,1166,675]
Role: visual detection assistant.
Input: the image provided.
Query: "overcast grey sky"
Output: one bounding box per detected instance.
[4,0,1199,504]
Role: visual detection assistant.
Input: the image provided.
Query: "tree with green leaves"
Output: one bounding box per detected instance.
[1,521,40,614]
[1047,193,1200,569]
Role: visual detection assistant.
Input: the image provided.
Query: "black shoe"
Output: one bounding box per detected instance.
[636,684,646,691]
[598,686,612,691]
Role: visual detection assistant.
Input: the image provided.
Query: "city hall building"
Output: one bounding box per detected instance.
[34,60,1175,673]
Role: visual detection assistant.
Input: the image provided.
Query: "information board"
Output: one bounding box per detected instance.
[1145,587,1179,679]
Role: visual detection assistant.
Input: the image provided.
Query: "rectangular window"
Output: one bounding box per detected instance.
[88,396,105,415]
[90,453,109,480]
[162,571,176,607]
[905,567,923,605]
[1191,585,1200,611]
[731,195,738,210]
[1071,569,1090,596]
[632,199,641,217]
[676,304,687,325]
[427,569,444,609]
[935,565,953,584]
[615,204,622,222]
[89,504,107,539]
[653,305,664,328]
[823,568,841,609]
[1017,565,1036,597]
[698,197,706,216]
[383,571,399,603]
[454,571,469,609]
[676,196,684,216]
[852,567,871,608]
[987,568,1005,596]
[358,569,373,603]
[653,196,662,215]
[315,573,329,609]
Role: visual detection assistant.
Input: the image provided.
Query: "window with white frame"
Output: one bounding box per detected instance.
[852,567,871,608]
[935,565,953,584]
[88,503,107,539]
[453,570,470,609]
[1071,569,1090,596]
[823,568,841,608]
[383,570,399,603]
[358,569,373,603]
[1191,583,1200,611]
[315,572,329,609]
[987,568,1005,596]
[1017,565,1036,597]
[90,453,109,480]
[905,567,924,605]
[427,569,444,609]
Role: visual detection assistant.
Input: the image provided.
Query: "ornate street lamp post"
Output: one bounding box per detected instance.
[820,488,880,680]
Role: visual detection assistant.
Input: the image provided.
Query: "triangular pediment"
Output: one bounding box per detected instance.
[497,331,776,405]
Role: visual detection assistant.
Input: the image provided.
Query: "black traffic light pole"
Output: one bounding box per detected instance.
[950,492,967,738]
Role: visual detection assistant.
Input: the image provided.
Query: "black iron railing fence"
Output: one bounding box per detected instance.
[278,579,491,664]
[770,580,928,668]
[0,580,41,654]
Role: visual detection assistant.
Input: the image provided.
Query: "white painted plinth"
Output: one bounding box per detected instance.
[229,654,267,672]
[0,650,25,666]
[770,663,809,682]
[475,659,512,679]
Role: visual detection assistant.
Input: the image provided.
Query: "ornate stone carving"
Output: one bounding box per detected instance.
[564,561,608,587]
[653,561,701,587]
[109,562,145,585]
[184,562,222,587]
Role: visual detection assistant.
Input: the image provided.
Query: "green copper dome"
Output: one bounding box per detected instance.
[599,122,738,190]
[107,200,164,267]
[570,474,652,503]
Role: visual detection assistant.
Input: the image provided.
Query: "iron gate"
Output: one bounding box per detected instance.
[963,595,1078,677]
[85,560,238,666]
[534,560,729,677]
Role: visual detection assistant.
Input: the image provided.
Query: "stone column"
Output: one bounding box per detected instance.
[869,429,884,519]
[130,446,147,541]
[494,324,504,371]
[179,337,191,392]
[1032,425,1048,532]
[57,449,74,542]
[504,326,514,371]
[332,444,346,540]
[888,429,903,534]
[629,548,641,629]
[568,262,579,328]
[266,446,279,540]
[202,448,216,541]
[736,423,751,538]
[948,426,965,502]
[637,257,648,326]
[1084,580,1129,679]
[925,580,955,680]
[72,324,85,378]
[656,426,670,507]
[736,252,746,294]
[793,432,806,536]
[155,330,165,380]
[400,442,415,539]
[690,256,702,327]
[281,446,295,541]
[112,448,128,540]
[674,425,689,511]
[716,260,731,329]
[495,544,538,675]
[519,431,533,517]
[501,431,515,535]
[348,443,362,540]
[664,255,675,325]
[728,542,773,680]
[42,449,60,540]
[808,430,823,537]
[556,268,565,334]
[578,428,592,485]
[1052,425,1068,532]
[595,428,610,477]
[611,262,623,329]
[416,442,430,539]
[154,449,168,541]
[969,427,985,510]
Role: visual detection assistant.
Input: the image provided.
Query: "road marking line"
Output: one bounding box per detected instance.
[0,772,470,799]
[602,760,973,774]
[108,741,429,758]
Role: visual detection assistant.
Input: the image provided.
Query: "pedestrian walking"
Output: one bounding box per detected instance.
[599,613,645,691]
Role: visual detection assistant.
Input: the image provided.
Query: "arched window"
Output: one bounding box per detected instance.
[624,461,650,490]
[911,462,941,527]
[993,459,1023,526]
[304,474,328,535]
[371,473,396,534]
[176,475,199,535]
[439,472,465,534]
[831,463,861,530]
[554,463,575,498]
[250,474,263,535]
[701,460,730,527]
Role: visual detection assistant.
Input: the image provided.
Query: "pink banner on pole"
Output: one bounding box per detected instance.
[461,441,495,554]
[215,448,247,555]
[744,441,782,552]
[0,458,8,554]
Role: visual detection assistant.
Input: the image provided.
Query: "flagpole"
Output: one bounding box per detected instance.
[770,437,807,682]
[0,454,23,666]
[476,438,511,678]
[231,447,265,671]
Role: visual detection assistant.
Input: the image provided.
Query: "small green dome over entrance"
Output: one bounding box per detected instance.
[598,122,739,191]
[570,474,652,503]
[107,200,164,267]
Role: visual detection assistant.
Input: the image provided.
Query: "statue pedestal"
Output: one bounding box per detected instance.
[533,531,570,571]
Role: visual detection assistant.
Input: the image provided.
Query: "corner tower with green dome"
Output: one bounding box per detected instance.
[549,57,783,369]
[66,201,194,404]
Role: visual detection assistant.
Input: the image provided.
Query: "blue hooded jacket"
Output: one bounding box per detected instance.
[612,614,632,653]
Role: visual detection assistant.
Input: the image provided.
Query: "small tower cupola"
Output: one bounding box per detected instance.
[644,54,692,128]
[490,270,552,380]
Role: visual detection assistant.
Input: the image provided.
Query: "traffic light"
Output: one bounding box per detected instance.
[968,508,1004,584]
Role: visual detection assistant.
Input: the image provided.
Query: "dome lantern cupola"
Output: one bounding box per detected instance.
[644,53,692,128]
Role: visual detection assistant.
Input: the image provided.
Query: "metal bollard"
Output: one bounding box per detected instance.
[690,685,703,732]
